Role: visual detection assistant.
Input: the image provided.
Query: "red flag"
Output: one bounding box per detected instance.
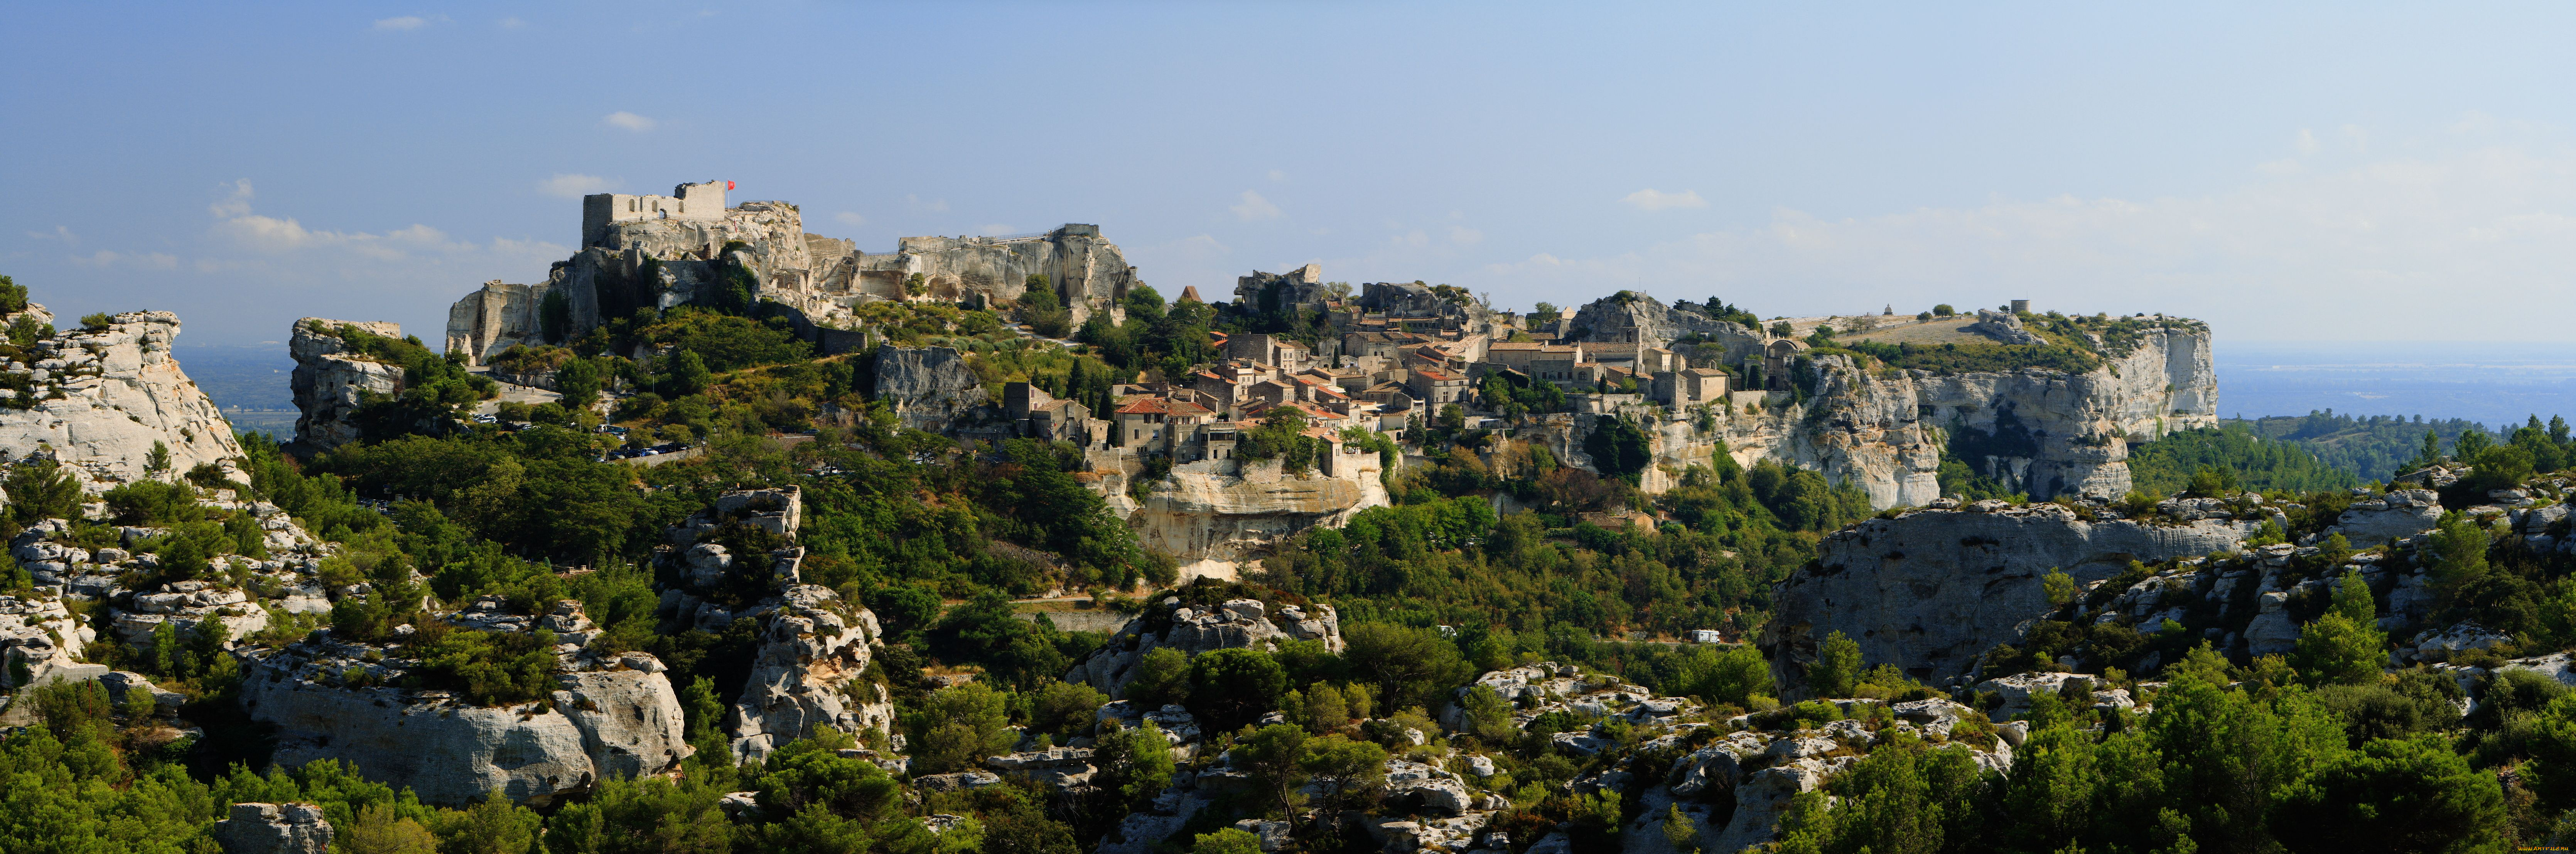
[725,181,735,191]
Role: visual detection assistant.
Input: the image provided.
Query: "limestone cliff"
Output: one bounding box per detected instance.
[1548,294,2217,507]
[1760,499,2253,693]
[0,307,242,490]
[444,189,1145,364]
[1126,455,1390,576]
[872,346,989,434]
[287,319,405,453]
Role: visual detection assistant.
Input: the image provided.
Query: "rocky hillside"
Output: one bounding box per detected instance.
[445,197,1146,365]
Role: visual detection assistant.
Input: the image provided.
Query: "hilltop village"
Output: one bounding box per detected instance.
[0,181,2549,852]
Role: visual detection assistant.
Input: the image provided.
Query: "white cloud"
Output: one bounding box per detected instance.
[498,17,525,29]
[1449,226,1485,246]
[904,194,949,213]
[1267,169,1289,183]
[2297,129,2321,155]
[26,226,76,245]
[1622,188,1709,211]
[210,179,253,219]
[71,250,178,270]
[1230,190,1282,221]
[373,16,428,30]
[536,173,615,198]
[604,112,655,132]
[834,212,867,227]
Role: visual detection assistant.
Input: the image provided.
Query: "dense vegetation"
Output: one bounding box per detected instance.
[20,276,2576,849]
[2232,409,2514,480]
[2126,424,2359,497]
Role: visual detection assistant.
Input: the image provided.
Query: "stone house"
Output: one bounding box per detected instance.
[1405,366,1471,408]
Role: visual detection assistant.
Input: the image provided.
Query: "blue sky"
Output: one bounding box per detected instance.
[10,2,2576,346]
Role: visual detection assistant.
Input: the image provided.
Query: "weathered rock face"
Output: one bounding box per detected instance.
[1549,294,2216,508]
[728,584,896,762]
[212,802,332,854]
[1761,502,2251,692]
[0,308,243,490]
[2333,488,2445,545]
[653,488,896,763]
[1567,294,1764,359]
[288,318,405,453]
[240,639,690,807]
[1126,456,1390,573]
[1065,598,1341,698]
[874,346,989,434]
[444,193,1146,364]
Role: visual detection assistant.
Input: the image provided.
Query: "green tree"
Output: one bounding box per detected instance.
[1095,719,1175,811]
[905,682,1016,773]
[2042,569,2075,609]
[341,803,439,854]
[2270,736,2504,854]
[1299,682,1351,734]
[5,458,83,524]
[1458,685,1515,741]
[1342,622,1471,711]
[441,790,543,854]
[2525,691,2576,813]
[1807,631,1862,698]
[1027,681,1107,739]
[1297,734,1389,810]
[1188,648,1287,730]
[1236,724,1309,825]
[2295,572,2387,687]
[1127,646,1191,710]
[666,350,711,398]
[1191,829,1263,854]
[1675,644,1772,707]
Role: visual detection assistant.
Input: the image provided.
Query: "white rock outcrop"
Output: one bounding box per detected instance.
[0,307,242,489]
[287,318,405,453]
[240,639,690,807]
[1127,456,1390,570]
[1065,597,1341,698]
[728,584,897,762]
[211,802,332,854]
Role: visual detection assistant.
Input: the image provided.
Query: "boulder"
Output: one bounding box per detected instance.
[2333,489,2445,545]
[1067,599,1342,698]
[211,802,332,854]
[241,641,691,807]
[874,347,989,434]
[1974,672,2097,718]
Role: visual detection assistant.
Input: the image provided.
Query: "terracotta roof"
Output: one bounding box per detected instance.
[1115,397,1212,416]
[1412,367,1460,382]
[1179,286,1203,303]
